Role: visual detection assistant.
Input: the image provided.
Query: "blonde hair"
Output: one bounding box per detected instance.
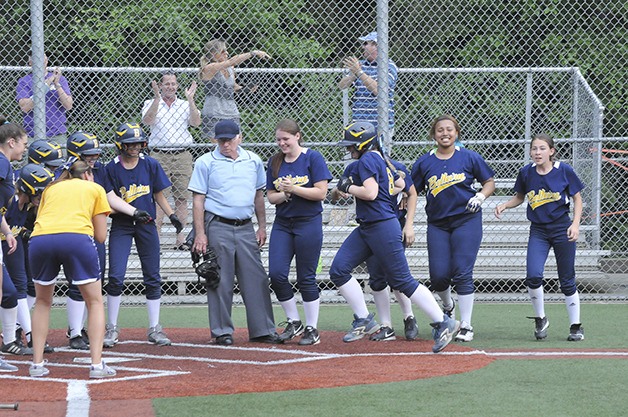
[54,160,92,183]
[200,39,226,68]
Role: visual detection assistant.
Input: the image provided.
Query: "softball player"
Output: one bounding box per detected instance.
[411,114,495,342]
[0,119,29,365]
[330,121,459,353]
[27,139,65,169]
[102,123,182,347]
[267,119,331,346]
[29,159,116,378]
[495,133,585,341]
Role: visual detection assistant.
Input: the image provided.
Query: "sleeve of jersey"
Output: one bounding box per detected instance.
[471,151,495,182]
[254,154,266,190]
[513,166,528,194]
[309,151,333,183]
[410,159,425,192]
[265,155,277,190]
[564,164,586,196]
[188,159,209,194]
[16,77,30,100]
[92,184,112,217]
[357,154,378,185]
[151,158,172,193]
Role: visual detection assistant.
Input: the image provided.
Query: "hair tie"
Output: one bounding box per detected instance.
[2,121,10,125]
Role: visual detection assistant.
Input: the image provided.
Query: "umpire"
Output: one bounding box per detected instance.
[188,120,282,346]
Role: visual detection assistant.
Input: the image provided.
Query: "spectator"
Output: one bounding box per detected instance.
[189,120,282,346]
[199,39,270,141]
[142,71,201,250]
[338,31,398,151]
[16,53,73,144]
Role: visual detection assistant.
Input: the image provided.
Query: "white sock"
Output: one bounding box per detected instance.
[338,279,369,318]
[372,288,392,327]
[565,292,581,324]
[393,290,414,319]
[436,287,453,310]
[107,295,122,326]
[16,298,32,335]
[279,298,300,322]
[91,362,103,370]
[458,293,474,326]
[67,298,85,337]
[146,299,161,328]
[409,285,445,323]
[0,307,18,344]
[27,295,36,310]
[528,287,545,318]
[81,305,89,330]
[302,299,320,328]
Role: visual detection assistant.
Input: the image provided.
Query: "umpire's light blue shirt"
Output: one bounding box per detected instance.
[188,146,265,220]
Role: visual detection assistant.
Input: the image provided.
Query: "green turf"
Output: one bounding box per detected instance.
[48,303,627,416]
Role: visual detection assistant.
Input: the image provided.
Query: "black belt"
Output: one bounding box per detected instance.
[153,148,187,154]
[214,215,251,227]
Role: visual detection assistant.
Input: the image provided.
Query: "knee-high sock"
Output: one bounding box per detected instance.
[303,299,320,328]
[372,288,392,327]
[16,298,32,335]
[393,290,414,319]
[338,278,369,318]
[436,287,453,311]
[279,297,300,322]
[565,292,581,324]
[527,286,545,318]
[409,285,445,323]
[457,293,474,326]
[67,298,86,338]
[147,298,161,328]
[106,295,122,326]
[0,307,18,344]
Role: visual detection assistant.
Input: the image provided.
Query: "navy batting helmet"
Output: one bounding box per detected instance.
[28,140,65,167]
[338,122,377,151]
[17,163,55,196]
[67,131,102,158]
[114,122,147,151]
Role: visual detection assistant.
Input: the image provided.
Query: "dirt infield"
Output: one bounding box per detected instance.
[0,327,493,415]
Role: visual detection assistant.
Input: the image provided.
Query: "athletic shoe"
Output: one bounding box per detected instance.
[298,326,320,346]
[278,319,304,342]
[443,300,456,319]
[455,322,474,342]
[567,323,585,341]
[69,335,90,350]
[15,325,24,347]
[27,335,55,354]
[148,324,172,346]
[404,316,419,340]
[249,333,284,344]
[0,358,18,372]
[103,324,120,348]
[29,362,50,377]
[370,325,396,341]
[89,361,117,379]
[67,327,90,346]
[431,315,461,353]
[528,316,549,340]
[343,313,378,343]
[1,341,33,355]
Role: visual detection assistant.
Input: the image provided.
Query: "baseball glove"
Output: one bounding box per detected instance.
[191,249,221,289]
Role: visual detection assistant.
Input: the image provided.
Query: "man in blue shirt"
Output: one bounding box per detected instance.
[188,120,281,346]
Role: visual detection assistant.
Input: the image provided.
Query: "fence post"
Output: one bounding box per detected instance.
[524,71,533,163]
[376,0,390,152]
[30,0,46,139]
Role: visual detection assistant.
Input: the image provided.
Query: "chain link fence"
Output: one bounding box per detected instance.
[1,1,625,304]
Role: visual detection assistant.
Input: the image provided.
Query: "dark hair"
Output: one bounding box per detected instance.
[531,133,557,161]
[271,119,302,178]
[429,114,461,140]
[0,116,27,144]
[54,160,93,182]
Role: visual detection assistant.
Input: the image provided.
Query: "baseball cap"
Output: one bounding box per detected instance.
[358,32,377,43]
[214,120,240,140]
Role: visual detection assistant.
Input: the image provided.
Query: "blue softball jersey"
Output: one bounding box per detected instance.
[514,161,585,224]
[0,154,15,217]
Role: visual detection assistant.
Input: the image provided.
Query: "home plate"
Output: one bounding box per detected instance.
[73,357,140,364]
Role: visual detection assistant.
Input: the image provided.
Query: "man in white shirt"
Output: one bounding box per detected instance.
[142,71,201,249]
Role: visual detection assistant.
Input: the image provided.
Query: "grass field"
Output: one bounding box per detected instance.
[48,302,628,416]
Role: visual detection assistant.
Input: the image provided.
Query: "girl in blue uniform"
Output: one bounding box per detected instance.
[411,114,495,342]
[0,118,29,369]
[330,121,459,353]
[267,119,332,346]
[495,133,585,341]
[103,123,181,348]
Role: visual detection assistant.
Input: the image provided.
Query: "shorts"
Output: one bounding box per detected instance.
[151,149,193,200]
[29,233,101,286]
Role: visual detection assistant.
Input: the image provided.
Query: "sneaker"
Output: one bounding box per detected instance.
[455,322,474,342]
[68,327,90,346]
[148,324,172,346]
[278,319,304,342]
[1,340,33,355]
[0,358,18,372]
[567,323,584,341]
[89,361,117,379]
[404,316,419,340]
[431,315,461,353]
[370,325,396,341]
[343,313,378,343]
[249,333,284,344]
[27,335,55,354]
[443,300,456,319]
[69,335,90,350]
[29,362,50,377]
[298,326,320,346]
[103,324,120,348]
[527,316,549,340]
[15,325,24,347]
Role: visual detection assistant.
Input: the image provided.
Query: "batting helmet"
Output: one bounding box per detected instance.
[338,121,377,151]
[114,122,147,151]
[17,163,55,196]
[28,140,65,167]
[67,131,102,158]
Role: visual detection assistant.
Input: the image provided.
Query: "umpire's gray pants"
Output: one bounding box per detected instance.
[204,213,276,339]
